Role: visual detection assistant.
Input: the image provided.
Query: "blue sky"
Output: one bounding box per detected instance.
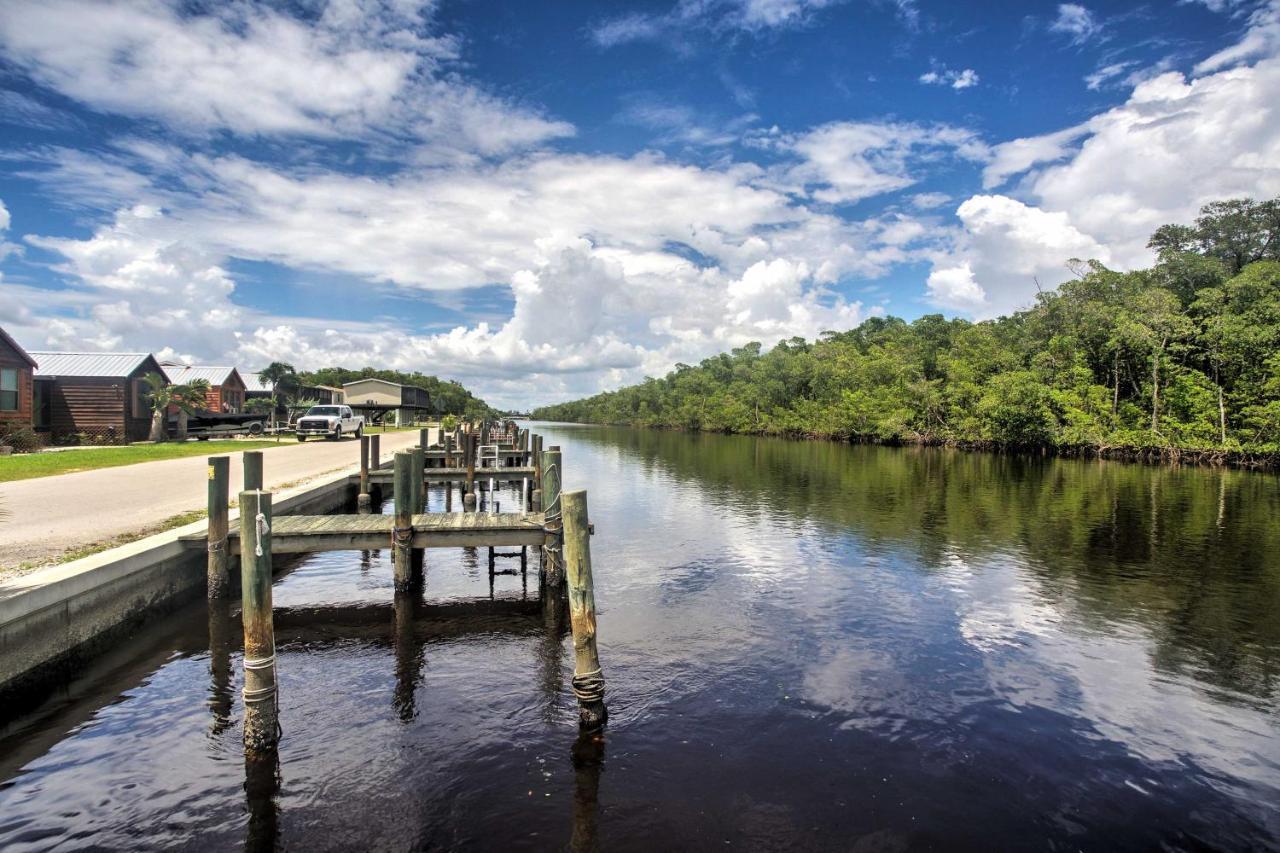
[0,0,1277,407]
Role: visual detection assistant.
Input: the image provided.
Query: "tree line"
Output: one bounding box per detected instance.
[254,363,495,418]
[533,197,1280,461]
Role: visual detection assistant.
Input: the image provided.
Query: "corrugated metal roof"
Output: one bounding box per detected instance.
[243,372,275,393]
[162,364,238,386]
[30,352,160,379]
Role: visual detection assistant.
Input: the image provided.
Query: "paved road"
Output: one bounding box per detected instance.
[0,432,421,570]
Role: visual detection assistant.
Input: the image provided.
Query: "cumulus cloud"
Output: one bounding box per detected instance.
[0,0,572,154]
[933,11,1280,316]
[1050,3,1102,44]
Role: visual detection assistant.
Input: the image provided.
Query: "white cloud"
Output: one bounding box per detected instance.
[925,195,1109,317]
[0,0,572,154]
[910,192,951,210]
[590,0,843,47]
[920,66,980,90]
[1084,60,1138,90]
[1195,0,1280,72]
[756,121,988,205]
[982,123,1090,189]
[926,262,986,312]
[1050,3,1102,44]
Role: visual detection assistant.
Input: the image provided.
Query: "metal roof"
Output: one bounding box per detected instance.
[243,372,275,393]
[161,364,241,386]
[30,351,160,379]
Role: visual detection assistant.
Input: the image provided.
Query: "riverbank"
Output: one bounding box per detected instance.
[543,420,1280,471]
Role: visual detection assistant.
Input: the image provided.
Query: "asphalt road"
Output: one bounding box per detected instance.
[0,431,421,571]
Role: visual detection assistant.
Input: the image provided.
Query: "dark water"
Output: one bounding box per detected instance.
[2,425,1279,851]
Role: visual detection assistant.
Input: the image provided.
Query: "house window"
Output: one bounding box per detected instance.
[0,368,17,411]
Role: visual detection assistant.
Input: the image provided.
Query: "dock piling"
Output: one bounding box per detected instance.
[464,431,478,511]
[244,450,264,492]
[410,446,425,582]
[207,456,230,598]
[562,489,606,729]
[358,436,371,514]
[393,451,415,591]
[541,445,563,590]
[239,489,279,753]
[531,434,544,512]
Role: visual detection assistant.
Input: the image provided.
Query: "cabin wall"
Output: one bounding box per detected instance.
[46,378,130,444]
[0,345,34,429]
[343,380,402,407]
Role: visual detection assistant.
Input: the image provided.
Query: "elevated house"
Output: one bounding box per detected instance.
[29,352,167,444]
[0,326,37,430]
[301,384,344,406]
[342,378,432,426]
[161,364,247,413]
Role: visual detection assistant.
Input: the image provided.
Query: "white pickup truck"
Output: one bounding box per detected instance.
[295,405,364,441]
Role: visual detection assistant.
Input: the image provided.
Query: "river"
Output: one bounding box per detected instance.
[1,424,1278,850]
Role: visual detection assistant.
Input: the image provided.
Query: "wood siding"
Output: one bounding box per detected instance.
[0,339,34,427]
[43,356,164,443]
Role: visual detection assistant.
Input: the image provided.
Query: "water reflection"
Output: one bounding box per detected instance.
[243,749,281,853]
[1,426,1278,850]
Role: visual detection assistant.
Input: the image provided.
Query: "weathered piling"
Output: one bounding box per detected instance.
[419,427,430,452]
[244,450,264,492]
[541,445,564,589]
[393,451,415,590]
[358,435,371,514]
[464,431,478,511]
[239,489,278,752]
[370,434,381,469]
[531,434,544,512]
[409,446,426,581]
[562,489,606,729]
[207,455,230,598]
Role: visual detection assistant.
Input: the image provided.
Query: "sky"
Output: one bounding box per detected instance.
[0,0,1278,409]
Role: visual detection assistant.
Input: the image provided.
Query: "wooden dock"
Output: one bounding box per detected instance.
[196,417,607,752]
[197,511,547,554]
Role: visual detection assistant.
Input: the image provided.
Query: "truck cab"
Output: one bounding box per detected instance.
[296,405,364,441]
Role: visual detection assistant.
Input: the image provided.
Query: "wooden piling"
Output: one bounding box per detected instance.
[410,446,425,582]
[392,451,415,591]
[239,489,279,752]
[370,434,381,469]
[562,489,606,729]
[541,445,563,590]
[207,456,230,598]
[531,434,544,512]
[419,427,429,451]
[463,431,477,511]
[358,435,371,514]
[243,450,264,492]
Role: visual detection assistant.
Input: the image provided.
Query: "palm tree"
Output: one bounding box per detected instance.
[258,362,299,429]
[143,372,212,442]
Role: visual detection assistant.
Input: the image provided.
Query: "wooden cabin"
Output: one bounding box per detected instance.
[0,326,37,430]
[161,364,247,413]
[29,352,167,444]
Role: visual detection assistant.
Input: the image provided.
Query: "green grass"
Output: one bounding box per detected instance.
[0,439,291,483]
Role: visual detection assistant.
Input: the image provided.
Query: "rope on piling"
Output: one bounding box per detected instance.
[391,525,414,547]
[254,512,270,557]
[571,667,605,703]
[207,540,225,554]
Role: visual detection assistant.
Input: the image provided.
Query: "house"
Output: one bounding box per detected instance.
[29,352,168,444]
[301,384,345,406]
[342,378,432,425]
[161,364,248,413]
[0,326,37,430]
[243,372,275,401]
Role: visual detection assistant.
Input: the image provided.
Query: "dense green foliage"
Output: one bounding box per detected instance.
[535,198,1280,457]
[294,366,495,418]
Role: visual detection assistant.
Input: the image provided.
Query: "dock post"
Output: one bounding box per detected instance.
[243,450,264,492]
[239,489,279,752]
[562,489,606,729]
[358,435,371,514]
[419,427,429,451]
[541,445,564,590]
[393,451,415,591]
[370,434,381,469]
[207,456,230,598]
[464,431,477,511]
[409,446,425,582]
[531,434,543,512]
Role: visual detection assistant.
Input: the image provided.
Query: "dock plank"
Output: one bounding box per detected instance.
[219,511,545,554]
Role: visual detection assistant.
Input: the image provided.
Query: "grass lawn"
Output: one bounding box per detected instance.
[0,439,291,483]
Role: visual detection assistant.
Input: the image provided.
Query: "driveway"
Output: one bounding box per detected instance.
[0,431,421,571]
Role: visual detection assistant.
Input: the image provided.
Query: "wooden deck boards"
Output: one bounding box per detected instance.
[202,511,546,554]
[365,465,534,484]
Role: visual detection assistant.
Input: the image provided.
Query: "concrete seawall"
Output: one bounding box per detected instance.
[0,470,362,699]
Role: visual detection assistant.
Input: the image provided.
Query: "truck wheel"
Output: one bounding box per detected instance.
[355,425,363,439]
[297,435,306,442]
[247,422,264,436]
[332,426,341,441]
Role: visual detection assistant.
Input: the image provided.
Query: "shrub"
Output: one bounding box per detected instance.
[0,424,44,453]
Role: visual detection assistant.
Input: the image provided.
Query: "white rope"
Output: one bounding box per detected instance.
[254,511,270,557]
